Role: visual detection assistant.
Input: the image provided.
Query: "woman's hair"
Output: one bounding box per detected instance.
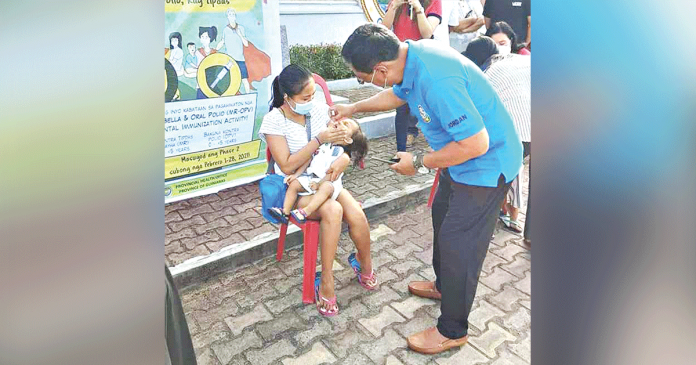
[198,26,218,42]
[342,126,369,167]
[269,64,313,111]
[394,0,432,25]
[169,32,182,49]
[463,36,499,70]
[485,21,525,53]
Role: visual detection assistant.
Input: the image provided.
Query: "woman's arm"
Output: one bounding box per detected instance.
[266,122,352,175]
[410,0,440,39]
[382,0,406,29]
[451,17,483,33]
[266,134,321,175]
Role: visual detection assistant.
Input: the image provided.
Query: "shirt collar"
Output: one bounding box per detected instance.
[397,41,417,93]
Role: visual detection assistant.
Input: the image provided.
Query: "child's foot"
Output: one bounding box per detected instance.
[290,208,309,223]
[268,207,289,224]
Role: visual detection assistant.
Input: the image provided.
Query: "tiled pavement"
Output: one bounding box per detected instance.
[165,134,436,267]
[179,185,531,365]
[330,87,383,119]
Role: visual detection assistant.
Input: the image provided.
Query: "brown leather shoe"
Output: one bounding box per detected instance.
[408,281,441,300]
[407,327,468,354]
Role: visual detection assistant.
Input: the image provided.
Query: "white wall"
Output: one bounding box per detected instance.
[280,1,369,46]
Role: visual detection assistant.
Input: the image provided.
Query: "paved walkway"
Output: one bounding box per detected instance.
[180,187,531,364]
[331,87,383,119]
[165,134,435,267]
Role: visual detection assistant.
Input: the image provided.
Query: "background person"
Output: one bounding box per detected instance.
[259,64,377,316]
[382,0,443,152]
[448,0,486,53]
[464,36,531,236]
[485,20,530,55]
[332,23,522,355]
[483,0,531,47]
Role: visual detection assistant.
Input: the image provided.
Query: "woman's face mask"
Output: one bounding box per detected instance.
[287,96,314,115]
[497,44,511,56]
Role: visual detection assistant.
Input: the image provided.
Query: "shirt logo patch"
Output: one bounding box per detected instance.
[512,2,522,6]
[418,105,431,123]
[448,114,467,129]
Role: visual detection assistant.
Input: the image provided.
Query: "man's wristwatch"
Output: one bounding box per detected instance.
[412,153,430,174]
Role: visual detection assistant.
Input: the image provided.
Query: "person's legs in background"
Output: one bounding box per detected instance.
[406,108,419,147]
[395,104,410,152]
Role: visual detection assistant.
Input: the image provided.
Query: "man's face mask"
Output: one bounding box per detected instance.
[369,69,388,89]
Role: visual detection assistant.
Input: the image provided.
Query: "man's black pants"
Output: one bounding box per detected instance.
[432,170,511,339]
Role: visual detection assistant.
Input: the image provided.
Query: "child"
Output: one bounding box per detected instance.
[268,119,367,224]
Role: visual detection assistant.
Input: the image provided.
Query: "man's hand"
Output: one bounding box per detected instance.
[309,182,319,191]
[325,153,350,181]
[390,151,416,176]
[329,103,357,122]
[284,175,297,184]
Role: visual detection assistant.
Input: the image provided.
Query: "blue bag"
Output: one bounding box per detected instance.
[259,157,287,224]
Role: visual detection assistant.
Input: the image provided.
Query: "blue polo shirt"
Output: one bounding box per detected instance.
[392,40,522,187]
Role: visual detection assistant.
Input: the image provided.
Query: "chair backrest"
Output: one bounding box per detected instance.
[312,73,334,107]
[266,73,334,171]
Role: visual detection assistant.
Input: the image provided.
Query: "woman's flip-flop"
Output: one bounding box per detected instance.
[314,272,339,317]
[290,208,309,223]
[268,207,289,224]
[347,253,377,290]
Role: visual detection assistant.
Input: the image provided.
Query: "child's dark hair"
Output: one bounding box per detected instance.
[187,42,195,47]
[269,64,313,111]
[342,127,368,167]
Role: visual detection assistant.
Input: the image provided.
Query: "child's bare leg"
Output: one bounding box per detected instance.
[301,181,334,216]
[283,180,303,215]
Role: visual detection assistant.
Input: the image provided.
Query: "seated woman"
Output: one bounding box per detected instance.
[258,64,377,317]
[269,119,368,224]
[485,21,531,55]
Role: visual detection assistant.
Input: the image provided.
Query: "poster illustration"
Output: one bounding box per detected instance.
[165,0,279,203]
[360,0,389,22]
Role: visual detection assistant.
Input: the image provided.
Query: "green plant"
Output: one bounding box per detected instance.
[289,43,354,81]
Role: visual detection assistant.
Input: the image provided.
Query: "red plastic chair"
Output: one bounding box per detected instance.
[272,73,333,304]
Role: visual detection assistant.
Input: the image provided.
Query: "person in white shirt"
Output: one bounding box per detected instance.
[449,0,486,53]
[433,0,456,45]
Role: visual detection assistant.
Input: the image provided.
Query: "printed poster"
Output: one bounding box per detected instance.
[164,0,279,203]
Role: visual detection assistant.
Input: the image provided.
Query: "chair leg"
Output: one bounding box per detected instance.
[427,168,440,208]
[276,223,288,261]
[301,222,320,304]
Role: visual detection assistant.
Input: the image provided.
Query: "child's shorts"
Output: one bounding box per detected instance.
[296,173,343,201]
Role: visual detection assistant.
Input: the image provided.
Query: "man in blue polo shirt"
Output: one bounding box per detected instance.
[331,23,522,355]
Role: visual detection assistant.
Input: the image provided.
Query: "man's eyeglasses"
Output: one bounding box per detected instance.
[356,71,375,85]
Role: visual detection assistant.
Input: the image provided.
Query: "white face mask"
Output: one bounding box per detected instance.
[288,97,314,115]
[498,44,511,56]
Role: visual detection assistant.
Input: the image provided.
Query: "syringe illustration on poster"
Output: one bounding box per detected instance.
[164,1,273,202]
